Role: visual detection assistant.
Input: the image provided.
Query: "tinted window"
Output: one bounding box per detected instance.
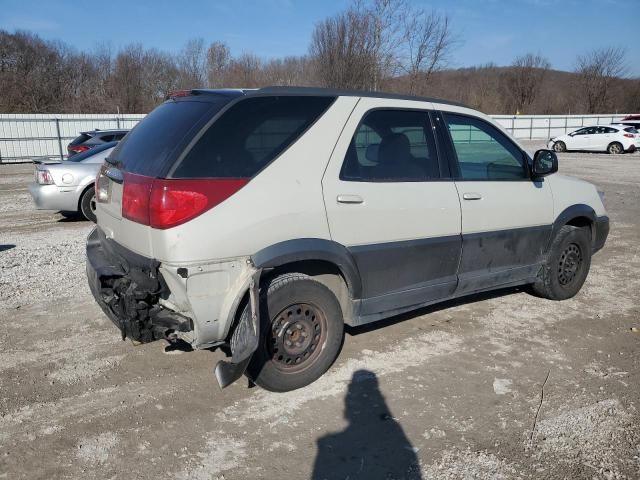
[575,127,597,135]
[100,135,114,142]
[340,110,439,182]
[69,133,91,146]
[66,141,118,162]
[110,99,228,176]
[444,113,526,180]
[173,96,335,178]
[624,126,638,133]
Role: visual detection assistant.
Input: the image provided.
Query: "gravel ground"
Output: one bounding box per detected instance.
[0,144,639,479]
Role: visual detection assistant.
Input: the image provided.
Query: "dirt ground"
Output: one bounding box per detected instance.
[1,142,639,480]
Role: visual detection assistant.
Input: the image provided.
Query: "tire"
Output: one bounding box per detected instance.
[79,185,97,223]
[553,141,566,153]
[607,142,623,155]
[532,225,592,300]
[244,273,344,392]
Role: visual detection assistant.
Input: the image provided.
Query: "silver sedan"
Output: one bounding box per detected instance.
[28,142,118,222]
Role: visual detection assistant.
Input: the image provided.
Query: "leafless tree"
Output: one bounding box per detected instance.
[225,53,264,88]
[402,9,454,95]
[503,53,551,114]
[309,4,379,89]
[207,41,231,87]
[575,47,627,113]
[310,0,455,92]
[177,38,207,88]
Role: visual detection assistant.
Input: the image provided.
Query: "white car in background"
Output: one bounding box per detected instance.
[548,125,637,154]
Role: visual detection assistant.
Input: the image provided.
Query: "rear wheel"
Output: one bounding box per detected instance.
[607,142,623,154]
[245,273,344,392]
[79,186,97,223]
[532,225,592,300]
[553,141,566,153]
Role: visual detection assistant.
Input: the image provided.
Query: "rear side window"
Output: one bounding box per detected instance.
[172,96,335,178]
[340,109,440,182]
[624,126,638,133]
[444,113,527,181]
[110,99,228,176]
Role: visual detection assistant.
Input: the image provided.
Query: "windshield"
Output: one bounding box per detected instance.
[108,97,233,177]
[66,141,118,162]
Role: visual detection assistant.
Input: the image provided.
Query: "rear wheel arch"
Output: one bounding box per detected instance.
[252,238,362,300]
[224,240,361,344]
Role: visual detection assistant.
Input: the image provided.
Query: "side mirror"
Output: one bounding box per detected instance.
[531,149,558,179]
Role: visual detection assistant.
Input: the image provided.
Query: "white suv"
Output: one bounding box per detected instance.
[86,87,609,392]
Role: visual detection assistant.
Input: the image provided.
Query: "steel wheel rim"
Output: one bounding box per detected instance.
[268,302,327,373]
[558,243,582,285]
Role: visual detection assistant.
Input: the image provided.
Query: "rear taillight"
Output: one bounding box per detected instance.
[623,133,634,138]
[96,164,112,203]
[68,145,90,154]
[122,173,248,229]
[36,169,54,185]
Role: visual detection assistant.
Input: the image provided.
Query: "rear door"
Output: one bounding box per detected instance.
[322,99,462,316]
[439,111,554,294]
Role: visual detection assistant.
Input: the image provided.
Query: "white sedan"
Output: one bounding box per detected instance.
[548,125,637,154]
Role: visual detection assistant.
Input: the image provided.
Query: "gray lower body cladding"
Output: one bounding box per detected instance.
[86,227,192,343]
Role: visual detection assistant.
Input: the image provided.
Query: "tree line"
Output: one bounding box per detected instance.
[0,0,637,115]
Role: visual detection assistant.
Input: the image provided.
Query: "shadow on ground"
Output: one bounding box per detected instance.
[312,369,422,480]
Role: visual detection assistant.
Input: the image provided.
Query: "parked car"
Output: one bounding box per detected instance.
[618,114,640,130]
[67,129,128,157]
[86,87,609,392]
[548,125,636,154]
[29,142,117,222]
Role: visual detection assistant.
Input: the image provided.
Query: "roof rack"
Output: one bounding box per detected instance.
[251,86,468,108]
[175,86,467,108]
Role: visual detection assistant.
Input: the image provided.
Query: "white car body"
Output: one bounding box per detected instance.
[548,125,637,153]
[86,87,610,390]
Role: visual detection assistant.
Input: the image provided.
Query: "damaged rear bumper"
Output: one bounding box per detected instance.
[86,226,193,343]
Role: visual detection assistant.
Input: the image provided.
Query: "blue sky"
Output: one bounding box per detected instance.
[1,0,638,75]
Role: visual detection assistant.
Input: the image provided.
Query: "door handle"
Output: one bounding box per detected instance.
[462,193,482,201]
[337,194,364,204]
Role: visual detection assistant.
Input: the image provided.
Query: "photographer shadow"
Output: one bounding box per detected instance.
[311,369,422,480]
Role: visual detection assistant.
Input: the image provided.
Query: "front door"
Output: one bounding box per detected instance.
[322,99,462,317]
[440,111,554,294]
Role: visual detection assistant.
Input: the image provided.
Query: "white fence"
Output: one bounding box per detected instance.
[0,112,630,163]
[492,113,629,141]
[0,114,145,163]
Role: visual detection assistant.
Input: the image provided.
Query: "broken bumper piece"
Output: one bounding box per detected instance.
[86,226,193,343]
[214,269,261,388]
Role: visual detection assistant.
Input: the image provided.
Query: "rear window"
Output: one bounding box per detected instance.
[110,99,229,176]
[66,141,117,162]
[69,133,91,146]
[171,96,335,178]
